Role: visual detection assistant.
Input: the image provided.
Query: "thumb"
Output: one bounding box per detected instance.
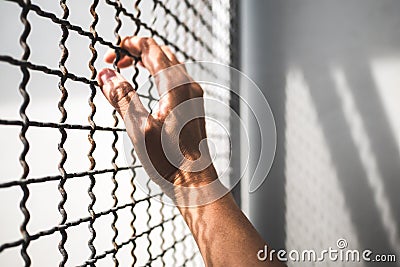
[98,68,149,121]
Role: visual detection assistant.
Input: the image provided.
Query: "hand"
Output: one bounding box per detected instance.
[98,36,218,197]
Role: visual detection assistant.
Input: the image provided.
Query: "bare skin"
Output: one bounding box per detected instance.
[98,36,285,267]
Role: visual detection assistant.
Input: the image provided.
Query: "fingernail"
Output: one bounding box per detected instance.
[98,69,116,86]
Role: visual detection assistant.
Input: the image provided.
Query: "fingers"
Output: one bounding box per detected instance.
[103,49,117,64]
[98,68,150,121]
[104,37,184,74]
[104,50,136,68]
[104,49,146,69]
[101,37,192,117]
[118,36,173,75]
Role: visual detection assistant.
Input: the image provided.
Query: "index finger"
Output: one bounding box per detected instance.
[119,36,172,76]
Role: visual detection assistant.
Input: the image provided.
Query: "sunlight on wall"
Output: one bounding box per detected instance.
[332,66,400,252]
[370,57,400,157]
[284,68,361,267]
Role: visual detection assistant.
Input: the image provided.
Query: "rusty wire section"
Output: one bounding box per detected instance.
[0,0,236,266]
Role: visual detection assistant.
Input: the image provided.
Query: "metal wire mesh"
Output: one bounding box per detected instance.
[0,0,237,266]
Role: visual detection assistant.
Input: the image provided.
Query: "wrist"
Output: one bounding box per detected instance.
[169,165,230,207]
[171,164,218,187]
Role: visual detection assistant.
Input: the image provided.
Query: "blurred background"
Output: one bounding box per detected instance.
[241,1,400,266]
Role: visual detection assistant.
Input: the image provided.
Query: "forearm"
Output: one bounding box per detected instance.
[178,185,285,266]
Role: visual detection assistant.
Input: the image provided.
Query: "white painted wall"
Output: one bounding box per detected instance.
[242,1,400,266]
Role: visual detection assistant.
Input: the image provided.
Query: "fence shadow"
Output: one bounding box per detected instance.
[287,0,400,262]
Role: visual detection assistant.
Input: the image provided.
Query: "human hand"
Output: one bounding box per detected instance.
[98,36,218,197]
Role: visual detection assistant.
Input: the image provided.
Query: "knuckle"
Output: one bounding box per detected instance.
[109,81,134,107]
[121,36,132,48]
[145,37,156,45]
[121,36,130,43]
[140,37,157,53]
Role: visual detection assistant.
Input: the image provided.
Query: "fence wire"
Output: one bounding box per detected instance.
[0,0,237,266]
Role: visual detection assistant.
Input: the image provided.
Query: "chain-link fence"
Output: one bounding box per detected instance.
[0,0,238,266]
